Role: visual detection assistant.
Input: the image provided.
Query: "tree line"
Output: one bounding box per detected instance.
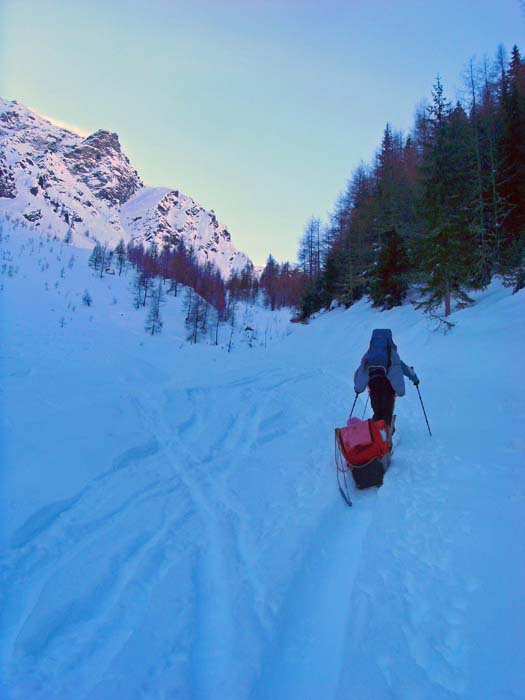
[263,43,525,320]
[88,236,285,343]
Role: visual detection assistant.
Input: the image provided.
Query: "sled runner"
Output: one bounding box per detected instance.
[335,417,394,506]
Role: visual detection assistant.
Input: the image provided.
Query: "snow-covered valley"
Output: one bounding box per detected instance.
[1,221,524,700]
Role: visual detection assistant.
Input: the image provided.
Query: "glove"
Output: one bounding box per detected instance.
[410,367,420,386]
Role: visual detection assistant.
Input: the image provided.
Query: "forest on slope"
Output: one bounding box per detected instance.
[255,43,525,322]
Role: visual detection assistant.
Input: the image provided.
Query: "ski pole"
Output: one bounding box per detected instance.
[361,394,369,419]
[349,392,358,418]
[416,385,432,436]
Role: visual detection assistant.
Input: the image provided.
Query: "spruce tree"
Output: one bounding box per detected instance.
[260,255,280,310]
[498,45,525,290]
[416,81,477,316]
[322,249,340,305]
[369,229,410,309]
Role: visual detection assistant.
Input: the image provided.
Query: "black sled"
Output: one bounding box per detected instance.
[351,455,390,489]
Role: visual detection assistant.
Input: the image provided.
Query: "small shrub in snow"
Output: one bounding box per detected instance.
[424,310,455,334]
[82,290,93,307]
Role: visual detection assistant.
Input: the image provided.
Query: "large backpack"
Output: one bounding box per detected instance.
[366,328,393,373]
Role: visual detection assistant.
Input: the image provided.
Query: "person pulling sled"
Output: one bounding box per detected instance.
[335,329,420,505]
[354,328,419,429]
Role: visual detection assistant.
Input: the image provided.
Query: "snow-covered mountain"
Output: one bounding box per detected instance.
[0,98,250,276]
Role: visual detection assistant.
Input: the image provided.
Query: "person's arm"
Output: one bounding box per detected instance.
[401,361,419,385]
[354,355,369,394]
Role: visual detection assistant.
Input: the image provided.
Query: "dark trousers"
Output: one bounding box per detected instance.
[368,376,395,427]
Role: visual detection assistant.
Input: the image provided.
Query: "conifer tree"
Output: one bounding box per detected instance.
[478,57,508,271]
[185,294,205,344]
[465,59,492,285]
[372,124,406,237]
[298,218,322,281]
[416,81,477,315]
[226,294,237,352]
[369,229,410,309]
[321,248,341,305]
[260,254,280,310]
[498,45,525,290]
[89,242,111,277]
[145,282,164,335]
[88,242,104,274]
[114,239,127,276]
[294,216,325,312]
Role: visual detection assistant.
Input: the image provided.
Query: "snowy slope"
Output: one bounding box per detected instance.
[1,221,524,700]
[0,98,250,276]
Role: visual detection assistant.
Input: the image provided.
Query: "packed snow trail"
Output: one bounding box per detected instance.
[1,230,525,699]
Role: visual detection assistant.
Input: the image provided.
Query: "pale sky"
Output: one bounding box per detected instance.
[0,0,523,264]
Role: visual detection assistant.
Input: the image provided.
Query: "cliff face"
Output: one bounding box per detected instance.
[0,150,17,198]
[63,130,142,208]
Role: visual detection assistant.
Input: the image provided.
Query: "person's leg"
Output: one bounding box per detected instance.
[384,381,395,427]
[369,376,395,426]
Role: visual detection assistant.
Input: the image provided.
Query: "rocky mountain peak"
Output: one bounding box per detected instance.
[63,129,142,207]
[75,130,122,156]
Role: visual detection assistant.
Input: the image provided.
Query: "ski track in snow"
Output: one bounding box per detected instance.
[2,365,322,700]
[2,435,198,698]
[2,229,525,699]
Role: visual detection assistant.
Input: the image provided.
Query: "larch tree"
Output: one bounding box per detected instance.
[114,239,127,276]
[145,281,165,335]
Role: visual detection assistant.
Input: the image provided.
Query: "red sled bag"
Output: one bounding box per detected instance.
[336,418,390,466]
